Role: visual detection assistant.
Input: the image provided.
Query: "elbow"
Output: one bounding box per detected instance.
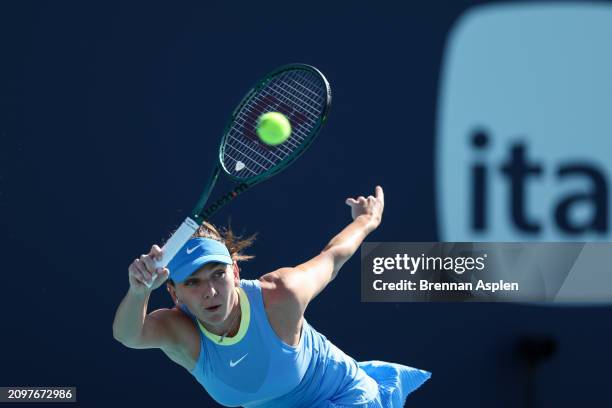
[113,334,140,349]
[112,328,128,346]
[112,320,124,343]
[112,325,135,348]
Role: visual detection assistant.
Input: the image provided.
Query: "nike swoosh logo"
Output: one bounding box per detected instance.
[229,353,248,368]
[186,245,200,254]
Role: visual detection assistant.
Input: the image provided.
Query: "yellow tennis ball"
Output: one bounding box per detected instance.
[256,112,292,145]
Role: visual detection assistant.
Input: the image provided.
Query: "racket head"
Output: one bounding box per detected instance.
[218,64,332,184]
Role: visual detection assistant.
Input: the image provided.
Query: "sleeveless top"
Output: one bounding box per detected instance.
[178,279,379,407]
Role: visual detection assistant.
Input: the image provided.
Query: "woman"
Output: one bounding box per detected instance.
[113,186,430,407]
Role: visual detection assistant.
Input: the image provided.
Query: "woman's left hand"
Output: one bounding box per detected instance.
[345,185,385,231]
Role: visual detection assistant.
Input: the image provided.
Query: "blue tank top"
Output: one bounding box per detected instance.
[179,279,378,408]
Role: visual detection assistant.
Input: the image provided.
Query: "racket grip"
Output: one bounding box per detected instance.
[145,217,200,288]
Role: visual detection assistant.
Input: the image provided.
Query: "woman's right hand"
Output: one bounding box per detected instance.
[128,244,169,294]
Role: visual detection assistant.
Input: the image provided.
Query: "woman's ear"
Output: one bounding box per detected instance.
[233,261,240,285]
[167,283,179,304]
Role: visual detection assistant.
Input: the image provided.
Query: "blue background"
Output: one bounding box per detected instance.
[1,1,610,407]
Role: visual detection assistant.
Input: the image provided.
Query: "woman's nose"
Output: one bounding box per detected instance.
[202,282,216,298]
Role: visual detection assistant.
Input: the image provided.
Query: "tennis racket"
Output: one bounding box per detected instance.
[147,63,332,286]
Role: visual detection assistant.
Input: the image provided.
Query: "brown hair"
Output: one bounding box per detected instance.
[192,221,256,262]
[166,221,256,286]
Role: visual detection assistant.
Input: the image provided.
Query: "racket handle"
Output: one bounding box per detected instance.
[145,217,200,288]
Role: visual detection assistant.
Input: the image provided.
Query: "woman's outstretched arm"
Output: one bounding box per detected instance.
[262,186,384,310]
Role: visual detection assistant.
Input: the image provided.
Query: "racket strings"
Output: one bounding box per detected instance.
[250,73,324,149]
[231,73,321,160]
[222,69,328,178]
[236,86,309,153]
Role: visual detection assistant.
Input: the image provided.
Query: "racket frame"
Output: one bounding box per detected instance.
[147,64,331,287]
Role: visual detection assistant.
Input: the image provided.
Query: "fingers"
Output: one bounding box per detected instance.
[154,267,169,283]
[346,196,367,207]
[129,260,150,285]
[346,187,384,206]
[346,197,358,206]
[375,185,384,203]
[140,254,156,279]
[132,258,151,284]
[128,244,166,291]
[149,245,163,260]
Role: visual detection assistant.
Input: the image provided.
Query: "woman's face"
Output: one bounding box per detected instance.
[173,262,239,330]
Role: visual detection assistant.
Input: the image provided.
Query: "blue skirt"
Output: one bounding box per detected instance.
[324,360,431,408]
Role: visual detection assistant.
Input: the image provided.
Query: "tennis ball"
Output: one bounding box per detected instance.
[256,112,292,145]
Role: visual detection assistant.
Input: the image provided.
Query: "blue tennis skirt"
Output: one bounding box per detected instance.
[324,360,431,408]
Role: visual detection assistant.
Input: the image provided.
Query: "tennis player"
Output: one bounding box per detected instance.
[113,186,430,407]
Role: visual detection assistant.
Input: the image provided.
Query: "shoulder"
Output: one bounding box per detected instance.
[153,307,201,369]
[147,307,198,347]
[258,268,305,311]
[257,269,305,347]
[149,307,200,352]
[147,306,193,327]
